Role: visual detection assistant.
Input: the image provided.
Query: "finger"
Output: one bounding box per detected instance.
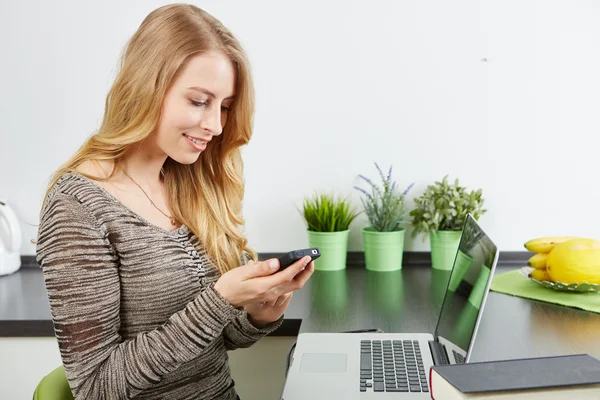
[266,264,313,299]
[274,292,293,309]
[275,293,292,307]
[264,260,314,298]
[262,256,311,287]
[240,258,279,279]
[293,261,315,285]
[277,262,315,294]
[283,292,294,306]
[265,299,277,307]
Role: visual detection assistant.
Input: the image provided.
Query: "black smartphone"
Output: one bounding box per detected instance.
[277,248,320,271]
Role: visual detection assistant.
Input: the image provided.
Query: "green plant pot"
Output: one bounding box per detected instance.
[367,269,404,316]
[307,230,349,271]
[452,302,480,350]
[311,270,349,315]
[447,250,474,292]
[362,227,405,271]
[430,230,462,270]
[430,269,452,306]
[468,265,491,309]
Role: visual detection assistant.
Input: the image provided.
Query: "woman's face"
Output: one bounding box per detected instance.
[153,51,236,164]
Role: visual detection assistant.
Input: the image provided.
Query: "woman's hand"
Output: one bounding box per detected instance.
[213,255,314,309]
[244,260,315,327]
[245,292,293,328]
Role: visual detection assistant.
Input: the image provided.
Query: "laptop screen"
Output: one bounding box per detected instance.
[433,214,498,363]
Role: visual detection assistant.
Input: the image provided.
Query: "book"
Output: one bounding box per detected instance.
[429,354,600,399]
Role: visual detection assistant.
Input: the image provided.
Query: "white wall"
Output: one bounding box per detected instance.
[1,0,599,256]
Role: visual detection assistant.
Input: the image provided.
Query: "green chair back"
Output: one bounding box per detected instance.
[33,366,74,400]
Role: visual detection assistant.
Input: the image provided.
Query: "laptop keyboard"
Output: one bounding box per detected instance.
[360,340,429,393]
[453,350,465,364]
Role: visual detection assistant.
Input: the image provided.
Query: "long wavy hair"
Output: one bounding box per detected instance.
[44,4,256,273]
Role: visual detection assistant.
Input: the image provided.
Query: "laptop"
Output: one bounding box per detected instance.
[281,214,499,399]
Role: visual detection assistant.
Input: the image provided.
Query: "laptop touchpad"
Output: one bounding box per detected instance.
[300,353,347,373]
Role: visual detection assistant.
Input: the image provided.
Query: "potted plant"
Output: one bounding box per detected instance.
[302,193,359,271]
[446,216,480,291]
[409,176,487,270]
[311,269,349,315]
[355,163,413,271]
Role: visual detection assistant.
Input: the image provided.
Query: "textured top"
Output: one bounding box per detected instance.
[35,173,282,400]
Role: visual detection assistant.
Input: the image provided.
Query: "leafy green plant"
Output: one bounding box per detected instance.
[410,176,487,238]
[302,193,359,232]
[460,212,491,258]
[354,163,413,232]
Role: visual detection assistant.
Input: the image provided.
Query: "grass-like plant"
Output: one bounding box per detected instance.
[354,163,413,232]
[302,193,359,232]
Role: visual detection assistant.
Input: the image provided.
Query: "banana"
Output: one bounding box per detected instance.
[529,268,552,282]
[527,253,548,269]
[524,236,576,253]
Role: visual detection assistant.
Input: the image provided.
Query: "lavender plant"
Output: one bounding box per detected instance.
[354,163,413,232]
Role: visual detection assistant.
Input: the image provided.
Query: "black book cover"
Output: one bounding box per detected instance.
[431,354,600,393]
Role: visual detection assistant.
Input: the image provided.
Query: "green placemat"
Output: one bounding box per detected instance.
[491,270,600,314]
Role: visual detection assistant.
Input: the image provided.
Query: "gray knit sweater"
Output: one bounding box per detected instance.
[35,173,282,399]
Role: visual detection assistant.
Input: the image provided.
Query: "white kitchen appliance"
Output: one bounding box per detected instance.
[0,200,22,276]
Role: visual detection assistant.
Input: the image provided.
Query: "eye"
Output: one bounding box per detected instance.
[190,99,208,107]
[221,106,230,112]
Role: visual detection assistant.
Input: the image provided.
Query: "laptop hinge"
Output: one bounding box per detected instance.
[428,340,449,366]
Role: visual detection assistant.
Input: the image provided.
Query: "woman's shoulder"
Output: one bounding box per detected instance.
[75,159,114,180]
[44,161,117,215]
[49,174,100,201]
[50,160,111,194]
[36,164,118,265]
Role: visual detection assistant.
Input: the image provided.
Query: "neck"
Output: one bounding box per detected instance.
[119,142,167,188]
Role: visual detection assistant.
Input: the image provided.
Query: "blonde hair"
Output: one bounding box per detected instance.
[44,4,256,273]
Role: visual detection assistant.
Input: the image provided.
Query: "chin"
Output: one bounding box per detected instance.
[169,151,202,165]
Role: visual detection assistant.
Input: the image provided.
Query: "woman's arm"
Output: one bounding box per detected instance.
[220,253,283,350]
[222,311,283,351]
[36,193,242,399]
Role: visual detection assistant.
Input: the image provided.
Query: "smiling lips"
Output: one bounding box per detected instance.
[183,133,209,151]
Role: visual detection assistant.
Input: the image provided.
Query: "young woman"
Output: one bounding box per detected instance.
[35,4,314,399]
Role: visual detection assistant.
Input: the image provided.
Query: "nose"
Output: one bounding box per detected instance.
[199,103,223,136]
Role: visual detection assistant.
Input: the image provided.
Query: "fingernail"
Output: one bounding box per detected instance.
[269,260,278,269]
[304,256,311,265]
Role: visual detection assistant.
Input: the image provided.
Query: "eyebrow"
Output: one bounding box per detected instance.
[187,86,235,100]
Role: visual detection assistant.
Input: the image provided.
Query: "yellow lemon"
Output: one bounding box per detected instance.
[547,238,600,284]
